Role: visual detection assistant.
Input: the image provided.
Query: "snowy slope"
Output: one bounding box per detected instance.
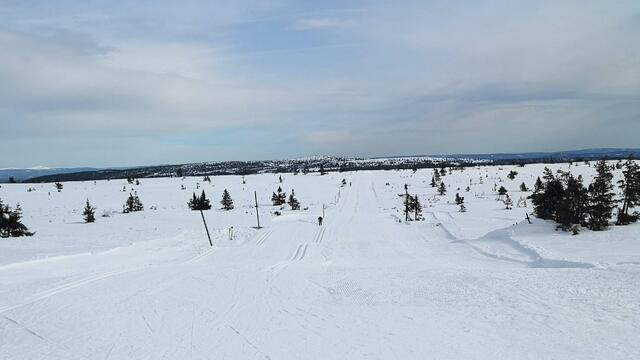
[0,162,638,359]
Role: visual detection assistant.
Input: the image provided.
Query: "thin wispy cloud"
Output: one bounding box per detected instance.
[290,18,355,31]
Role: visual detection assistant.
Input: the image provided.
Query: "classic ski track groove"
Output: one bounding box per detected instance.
[256,229,274,246]
[0,266,150,315]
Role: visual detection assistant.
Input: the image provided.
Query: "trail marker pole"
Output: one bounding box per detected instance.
[200,209,213,247]
[404,184,409,222]
[254,191,261,229]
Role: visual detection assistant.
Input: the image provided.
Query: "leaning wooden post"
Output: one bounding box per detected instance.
[200,209,213,247]
[254,191,261,229]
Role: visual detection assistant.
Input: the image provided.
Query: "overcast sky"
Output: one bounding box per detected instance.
[1,0,639,168]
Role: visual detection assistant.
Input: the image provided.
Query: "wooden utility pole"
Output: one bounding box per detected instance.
[254,191,261,229]
[200,209,213,247]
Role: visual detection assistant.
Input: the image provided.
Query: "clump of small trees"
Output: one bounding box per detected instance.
[123,193,144,213]
[401,184,423,221]
[403,194,423,221]
[0,199,33,237]
[188,190,212,210]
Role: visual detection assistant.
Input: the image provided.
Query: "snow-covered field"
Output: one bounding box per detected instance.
[0,162,638,359]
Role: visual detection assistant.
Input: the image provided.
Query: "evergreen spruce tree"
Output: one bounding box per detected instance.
[455,193,464,205]
[433,169,441,184]
[430,176,437,187]
[438,182,446,195]
[544,175,565,223]
[55,182,63,192]
[83,199,96,223]
[529,177,547,219]
[0,200,34,237]
[520,182,528,192]
[588,160,616,230]
[403,194,415,221]
[319,164,326,176]
[0,199,7,237]
[497,186,508,196]
[288,190,300,210]
[413,195,423,220]
[221,189,234,210]
[556,173,588,229]
[507,170,518,180]
[529,168,564,221]
[271,186,287,206]
[617,159,640,225]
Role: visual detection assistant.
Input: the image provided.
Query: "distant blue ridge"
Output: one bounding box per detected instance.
[4,147,639,183]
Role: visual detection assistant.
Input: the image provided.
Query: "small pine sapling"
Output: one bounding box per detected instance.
[83,199,96,223]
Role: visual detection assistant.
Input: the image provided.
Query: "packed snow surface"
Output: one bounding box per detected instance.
[0,162,638,359]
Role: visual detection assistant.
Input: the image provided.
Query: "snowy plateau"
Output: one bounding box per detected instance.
[0,162,638,359]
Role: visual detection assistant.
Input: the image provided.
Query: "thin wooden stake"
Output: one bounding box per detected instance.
[254,191,261,229]
[200,209,213,247]
[404,184,409,222]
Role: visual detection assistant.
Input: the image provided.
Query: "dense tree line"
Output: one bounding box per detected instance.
[529,159,639,232]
